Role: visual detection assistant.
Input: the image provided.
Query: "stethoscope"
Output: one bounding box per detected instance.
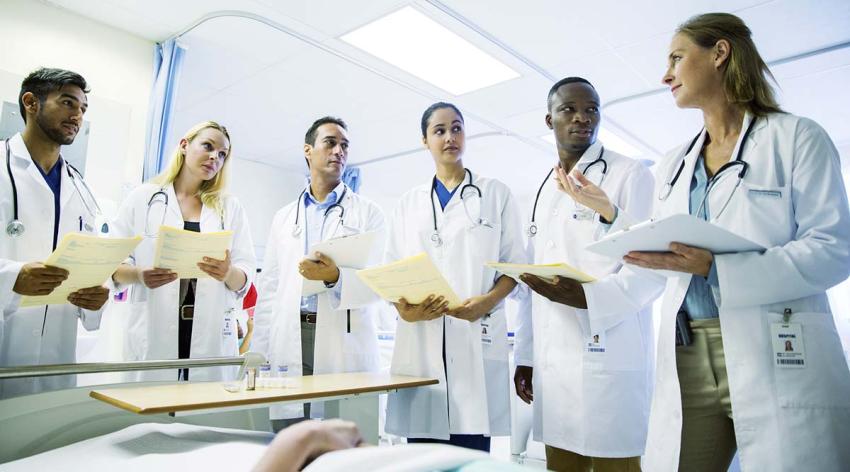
[5,138,106,237]
[291,185,348,239]
[430,168,492,248]
[527,146,607,237]
[144,186,226,237]
[658,117,756,220]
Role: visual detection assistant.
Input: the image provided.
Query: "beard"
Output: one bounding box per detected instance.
[35,109,76,145]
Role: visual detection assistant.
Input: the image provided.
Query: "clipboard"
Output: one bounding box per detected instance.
[586,213,765,259]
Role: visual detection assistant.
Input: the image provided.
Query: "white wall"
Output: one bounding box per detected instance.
[228,158,305,261]
[0,0,154,214]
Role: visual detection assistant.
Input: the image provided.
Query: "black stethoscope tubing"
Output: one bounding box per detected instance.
[528,146,606,236]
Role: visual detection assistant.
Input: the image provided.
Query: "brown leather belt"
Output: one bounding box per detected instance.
[300,312,317,324]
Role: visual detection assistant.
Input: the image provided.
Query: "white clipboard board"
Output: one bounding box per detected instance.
[586,214,765,259]
[302,231,378,297]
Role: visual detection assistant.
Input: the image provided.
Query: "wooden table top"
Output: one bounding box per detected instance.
[89,371,438,415]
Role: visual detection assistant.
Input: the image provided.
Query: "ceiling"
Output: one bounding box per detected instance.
[44,0,850,206]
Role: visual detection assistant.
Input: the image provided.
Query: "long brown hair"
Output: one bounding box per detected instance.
[677,13,783,116]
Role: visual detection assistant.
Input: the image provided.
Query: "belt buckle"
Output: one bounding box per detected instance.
[180,304,195,320]
[301,312,317,324]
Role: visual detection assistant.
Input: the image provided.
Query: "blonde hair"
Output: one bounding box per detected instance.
[153,121,232,217]
[677,13,783,116]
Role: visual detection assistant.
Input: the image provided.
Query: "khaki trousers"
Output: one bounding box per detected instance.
[676,318,737,472]
[544,446,641,472]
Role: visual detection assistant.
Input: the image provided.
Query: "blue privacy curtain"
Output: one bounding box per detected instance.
[143,39,186,181]
[342,166,361,193]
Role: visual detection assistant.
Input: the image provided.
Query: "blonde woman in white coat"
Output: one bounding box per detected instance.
[384,103,526,452]
[111,121,255,382]
[570,13,850,472]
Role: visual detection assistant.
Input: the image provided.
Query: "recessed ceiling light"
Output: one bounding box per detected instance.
[341,6,520,95]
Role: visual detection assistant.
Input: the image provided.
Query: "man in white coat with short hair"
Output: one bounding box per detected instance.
[0,68,109,398]
[513,77,656,471]
[253,116,385,428]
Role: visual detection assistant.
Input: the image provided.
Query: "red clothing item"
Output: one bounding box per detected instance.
[242,283,258,311]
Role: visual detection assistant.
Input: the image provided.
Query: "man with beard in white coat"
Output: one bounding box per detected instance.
[253,117,385,429]
[513,77,655,471]
[0,68,109,398]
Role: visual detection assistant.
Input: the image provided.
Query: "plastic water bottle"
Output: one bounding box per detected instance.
[276,364,294,388]
[258,362,271,388]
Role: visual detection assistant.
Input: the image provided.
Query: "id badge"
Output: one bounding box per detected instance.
[481,320,493,345]
[585,332,606,353]
[770,322,805,368]
[222,310,235,337]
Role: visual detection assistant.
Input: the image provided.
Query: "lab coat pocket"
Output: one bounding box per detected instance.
[739,182,791,243]
[469,223,502,261]
[586,317,647,372]
[768,311,850,409]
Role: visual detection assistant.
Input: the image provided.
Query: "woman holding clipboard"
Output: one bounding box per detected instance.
[564,13,850,471]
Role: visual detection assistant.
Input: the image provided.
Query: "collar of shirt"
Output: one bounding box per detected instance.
[304,181,346,209]
[573,140,604,169]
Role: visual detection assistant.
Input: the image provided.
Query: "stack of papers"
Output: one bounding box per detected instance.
[21,233,142,307]
[487,262,596,283]
[356,253,463,309]
[586,214,765,258]
[153,225,233,278]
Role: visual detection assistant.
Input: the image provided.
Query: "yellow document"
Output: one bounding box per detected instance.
[153,225,233,279]
[21,233,142,307]
[356,253,463,309]
[486,262,596,284]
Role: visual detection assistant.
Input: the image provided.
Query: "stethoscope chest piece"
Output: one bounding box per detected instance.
[6,219,24,237]
[430,231,443,248]
[527,222,538,238]
[291,225,303,238]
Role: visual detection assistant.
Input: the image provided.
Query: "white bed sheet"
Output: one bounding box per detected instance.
[1,423,273,471]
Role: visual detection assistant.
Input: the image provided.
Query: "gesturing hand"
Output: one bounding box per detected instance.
[554,166,616,222]
[514,365,534,404]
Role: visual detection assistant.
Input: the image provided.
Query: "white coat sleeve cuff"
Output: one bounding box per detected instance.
[78,306,104,331]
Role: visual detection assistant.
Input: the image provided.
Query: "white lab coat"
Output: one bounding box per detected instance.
[0,133,104,397]
[252,185,385,420]
[513,143,656,457]
[585,112,850,470]
[384,171,526,439]
[110,182,256,381]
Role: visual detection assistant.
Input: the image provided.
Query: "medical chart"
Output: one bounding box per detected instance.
[486,262,596,283]
[302,231,379,296]
[356,253,463,309]
[20,233,142,307]
[153,225,233,279]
